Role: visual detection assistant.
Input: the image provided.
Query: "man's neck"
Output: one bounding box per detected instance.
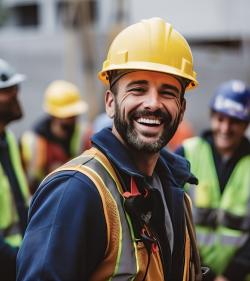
[131,150,159,176]
[216,144,239,161]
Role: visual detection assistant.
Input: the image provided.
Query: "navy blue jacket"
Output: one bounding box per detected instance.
[17,128,196,281]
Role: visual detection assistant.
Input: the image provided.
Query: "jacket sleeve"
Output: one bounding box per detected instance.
[16,170,107,281]
[223,236,250,281]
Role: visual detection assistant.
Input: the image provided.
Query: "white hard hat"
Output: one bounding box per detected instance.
[0,58,26,89]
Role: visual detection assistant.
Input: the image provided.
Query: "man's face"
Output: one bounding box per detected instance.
[0,85,23,125]
[52,116,77,139]
[106,71,185,153]
[211,111,248,156]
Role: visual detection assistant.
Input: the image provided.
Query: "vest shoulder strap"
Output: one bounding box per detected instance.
[47,147,124,280]
[48,147,201,280]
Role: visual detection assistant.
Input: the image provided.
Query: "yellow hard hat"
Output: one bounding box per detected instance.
[98,17,198,90]
[43,80,88,118]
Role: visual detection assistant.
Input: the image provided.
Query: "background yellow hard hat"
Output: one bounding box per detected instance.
[43,80,88,118]
[99,17,198,90]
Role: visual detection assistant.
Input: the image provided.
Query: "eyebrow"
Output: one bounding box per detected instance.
[125,80,148,89]
[126,80,180,94]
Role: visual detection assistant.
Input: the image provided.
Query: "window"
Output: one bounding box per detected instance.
[11,4,39,27]
[57,0,97,28]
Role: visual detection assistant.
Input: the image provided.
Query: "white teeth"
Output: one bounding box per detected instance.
[137,118,161,125]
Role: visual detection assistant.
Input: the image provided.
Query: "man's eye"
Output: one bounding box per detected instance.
[129,88,146,93]
[161,91,177,98]
[217,116,224,122]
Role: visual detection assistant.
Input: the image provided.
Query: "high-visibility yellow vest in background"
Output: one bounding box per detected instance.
[20,123,90,183]
[183,137,250,274]
[0,130,29,247]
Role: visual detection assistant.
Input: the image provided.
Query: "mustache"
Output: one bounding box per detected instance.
[129,109,172,123]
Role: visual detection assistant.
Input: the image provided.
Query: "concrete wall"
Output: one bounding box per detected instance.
[0,0,250,138]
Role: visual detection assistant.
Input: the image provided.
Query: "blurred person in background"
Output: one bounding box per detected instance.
[0,58,30,280]
[20,80,90,194]
[92,111,112,133]
[17,18,204,280]
[175,80,250,281]
[167,118,195,151]
[82,112,113,142]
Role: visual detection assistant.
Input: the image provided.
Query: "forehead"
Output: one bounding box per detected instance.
[117,70,182,90]
[211,111,245,124]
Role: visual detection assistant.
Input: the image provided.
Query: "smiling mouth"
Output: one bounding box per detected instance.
[217,133,232,140]
[136,117,163,127]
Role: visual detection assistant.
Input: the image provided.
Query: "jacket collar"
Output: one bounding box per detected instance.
[92,128,197,186]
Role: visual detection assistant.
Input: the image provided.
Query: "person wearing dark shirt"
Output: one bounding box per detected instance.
[176,80,250,281]
[0,58,30,280]
[20,80,90,194]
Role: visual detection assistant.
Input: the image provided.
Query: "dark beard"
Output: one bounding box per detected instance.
[113,99,180,153]
[0,100,23,125]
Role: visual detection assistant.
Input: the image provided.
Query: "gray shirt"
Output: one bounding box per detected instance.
[145,172,174,253]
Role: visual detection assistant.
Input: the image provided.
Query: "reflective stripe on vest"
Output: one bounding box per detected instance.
[196,230,249,246]
[0,130,29,247]
[45,147,199,280]
[183,137,250,274]
[48,148,159,280]
[70,123,90,156]
[194,207,250,231]
[85,156,139,280]
[20,131,47,180]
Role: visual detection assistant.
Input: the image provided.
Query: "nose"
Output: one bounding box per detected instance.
[143,89,162,111]
[220,119,231,133]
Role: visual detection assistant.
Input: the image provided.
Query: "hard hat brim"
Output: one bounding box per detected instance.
[44,100,88,118]
[98,62,198,90]
[0,74,26,89]
[211,108,250,122]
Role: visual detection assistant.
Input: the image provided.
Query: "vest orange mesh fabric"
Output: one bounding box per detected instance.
[63,165,121,281]
[134,242,164,281]
[51,148,200,280]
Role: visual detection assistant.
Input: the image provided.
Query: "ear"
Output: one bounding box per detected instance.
[105,90,115,118]
[179,98,186,123]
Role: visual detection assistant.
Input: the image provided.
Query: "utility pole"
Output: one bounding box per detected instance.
[63,0,129,120]
[63,0,98,120]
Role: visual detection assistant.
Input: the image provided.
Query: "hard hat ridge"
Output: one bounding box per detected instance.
[98,17,198,91]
